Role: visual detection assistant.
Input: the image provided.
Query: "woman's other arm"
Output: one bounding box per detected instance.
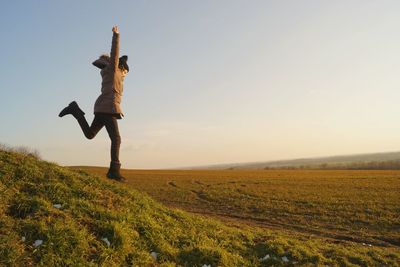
[110,26,120,71]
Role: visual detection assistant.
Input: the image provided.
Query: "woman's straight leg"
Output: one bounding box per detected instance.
[103,115,121,163]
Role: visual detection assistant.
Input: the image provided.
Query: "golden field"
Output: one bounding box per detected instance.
[78,168,400,249]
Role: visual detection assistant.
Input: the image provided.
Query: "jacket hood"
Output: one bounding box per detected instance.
[92,58,110,69]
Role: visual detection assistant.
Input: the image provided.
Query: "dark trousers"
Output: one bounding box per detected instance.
[75,113,121,163]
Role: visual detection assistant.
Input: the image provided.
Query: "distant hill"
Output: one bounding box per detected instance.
[189,151,400,170]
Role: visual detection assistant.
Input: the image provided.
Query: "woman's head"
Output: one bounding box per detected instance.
[92,54,129,72]
[119,55,129,73]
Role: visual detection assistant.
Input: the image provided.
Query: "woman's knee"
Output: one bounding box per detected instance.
[84,132,96,140]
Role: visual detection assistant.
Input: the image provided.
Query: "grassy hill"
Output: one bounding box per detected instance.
[1,149,399,266]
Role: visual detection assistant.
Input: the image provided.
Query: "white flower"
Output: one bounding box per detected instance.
[150,251,158,260]
[101,237,110,246]
[282,256,289,262]
[53,204,62,209]
[33,240,43,247]
[260,254,270,261]
[21,236,26,242]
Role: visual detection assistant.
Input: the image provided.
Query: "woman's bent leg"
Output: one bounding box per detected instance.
[76,115,104,139]
[60,101,104,139]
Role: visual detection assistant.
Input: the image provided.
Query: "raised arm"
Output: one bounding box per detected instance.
[110,26,120,71]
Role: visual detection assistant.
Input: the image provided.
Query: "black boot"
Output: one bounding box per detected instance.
[107,162,126,182]
[59,101,85,117]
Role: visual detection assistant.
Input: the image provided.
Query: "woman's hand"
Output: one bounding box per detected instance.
[112,26,119,34]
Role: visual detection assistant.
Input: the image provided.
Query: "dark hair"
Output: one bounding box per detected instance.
[119,55,129,72]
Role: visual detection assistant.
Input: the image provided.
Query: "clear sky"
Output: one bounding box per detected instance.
[1,1,400,169]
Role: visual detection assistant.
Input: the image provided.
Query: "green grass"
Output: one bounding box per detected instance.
[1,150,399,266]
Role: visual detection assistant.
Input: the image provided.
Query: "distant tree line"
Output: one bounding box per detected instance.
[262,160,400,170]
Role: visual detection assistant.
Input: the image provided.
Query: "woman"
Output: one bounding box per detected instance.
[59,26,129,181]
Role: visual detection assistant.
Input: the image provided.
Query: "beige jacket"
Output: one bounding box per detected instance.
[93,32,126,117]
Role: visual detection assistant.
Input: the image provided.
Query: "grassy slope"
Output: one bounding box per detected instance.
[0,151,399,266]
